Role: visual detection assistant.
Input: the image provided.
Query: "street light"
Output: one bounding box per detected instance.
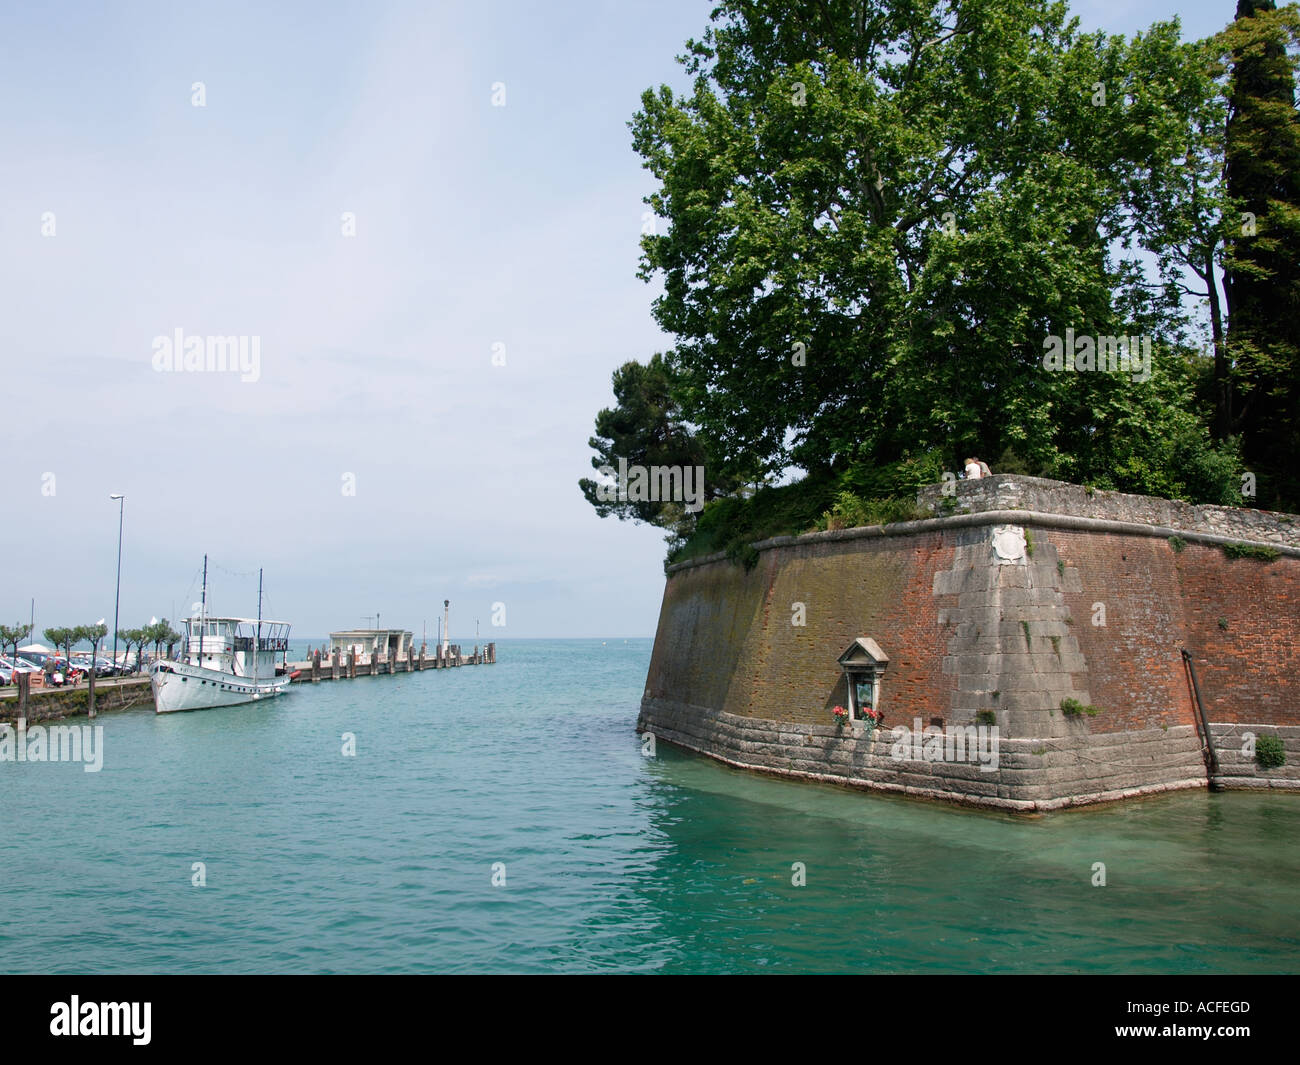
[110,494,124,674]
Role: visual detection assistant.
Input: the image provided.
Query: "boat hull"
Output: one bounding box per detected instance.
[151,661,291,713]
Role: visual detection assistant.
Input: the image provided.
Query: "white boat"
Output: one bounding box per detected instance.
[151,558,293,714]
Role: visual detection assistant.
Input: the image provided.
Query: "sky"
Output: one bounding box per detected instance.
[0,0,1240,640]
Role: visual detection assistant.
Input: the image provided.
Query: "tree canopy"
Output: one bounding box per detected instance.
[584,0,1300,555]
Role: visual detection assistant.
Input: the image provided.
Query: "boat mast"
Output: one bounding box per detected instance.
[254,568,262,689]
[197,554,208,667]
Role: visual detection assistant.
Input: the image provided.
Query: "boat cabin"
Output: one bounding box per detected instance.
[184,617,291,679]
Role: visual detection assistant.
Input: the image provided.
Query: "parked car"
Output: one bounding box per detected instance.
[4,656,43,677]
[72,655,115,677]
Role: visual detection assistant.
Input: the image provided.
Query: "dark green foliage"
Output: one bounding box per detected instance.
[975,709,998,726]
[1061,697,1102,716]
[1221,542,1281,560]
[1169,535,1187,553]
[1255,733,1286,768]
[1223,1,1300,510]
[587,0,1300,560]
[668,471,839,568]
[579,354,754,551]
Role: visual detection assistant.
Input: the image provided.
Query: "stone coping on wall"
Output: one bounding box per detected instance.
[667,498,1300,575]
[918,474,1300,540]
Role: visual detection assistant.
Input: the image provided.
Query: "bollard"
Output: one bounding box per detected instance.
[88,668,97,718]
[17,671,29,718]
[312,650,321,684]
[332,649,340,680]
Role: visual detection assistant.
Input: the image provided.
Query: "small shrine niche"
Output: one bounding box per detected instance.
[837,638,889,722]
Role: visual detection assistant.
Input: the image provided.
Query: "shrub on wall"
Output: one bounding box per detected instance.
[1061,697,1101,717]
[1255,735,1286,770]
[1222,543,1281,561]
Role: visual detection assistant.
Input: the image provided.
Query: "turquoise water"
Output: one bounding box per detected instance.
[1,638,1298,974]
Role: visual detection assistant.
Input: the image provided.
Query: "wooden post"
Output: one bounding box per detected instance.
[312,650,321,684]
[17,671,29,718]
[87,667,96,718]
[348,649,356,679]
[418,645,425,671]
[332,649,340,680]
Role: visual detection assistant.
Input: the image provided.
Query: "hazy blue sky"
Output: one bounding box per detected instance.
[0,1,1238,640]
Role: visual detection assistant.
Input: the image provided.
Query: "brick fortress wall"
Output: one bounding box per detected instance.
[638,476,1300,810]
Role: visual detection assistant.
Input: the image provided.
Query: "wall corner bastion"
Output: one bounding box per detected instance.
[641,476,1300,811]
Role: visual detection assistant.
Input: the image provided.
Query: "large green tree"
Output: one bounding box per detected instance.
[629,0,1240,502]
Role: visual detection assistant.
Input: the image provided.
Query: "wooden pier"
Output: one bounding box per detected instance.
[287,642,496,684]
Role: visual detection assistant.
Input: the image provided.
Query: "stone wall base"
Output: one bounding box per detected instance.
[1209,723,1300,792]
[0,682,154,724]
[639,697,1213,812]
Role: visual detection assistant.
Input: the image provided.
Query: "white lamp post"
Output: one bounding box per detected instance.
[110,494,125,674]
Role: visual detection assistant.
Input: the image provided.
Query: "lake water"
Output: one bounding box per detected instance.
[2,638,1297,974]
